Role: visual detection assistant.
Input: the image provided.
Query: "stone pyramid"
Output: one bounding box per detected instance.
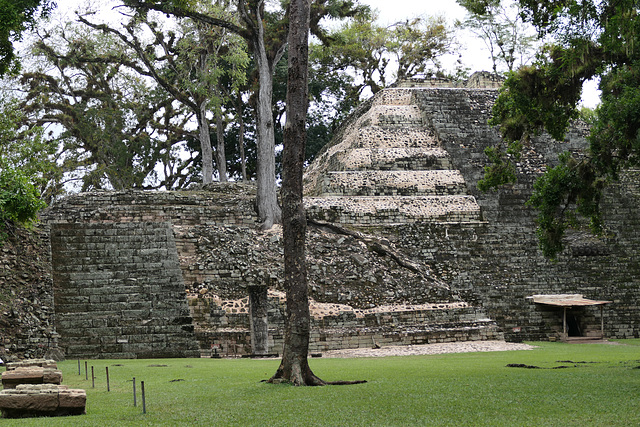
[304,87,482,225]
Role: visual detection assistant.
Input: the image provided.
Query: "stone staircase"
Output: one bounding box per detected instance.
[304,88,483,226]
[300,86,502,350]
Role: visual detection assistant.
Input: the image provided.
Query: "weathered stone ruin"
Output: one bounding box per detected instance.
[1,366,62,389]
[49,222,200,359]
[0,359,85,418]
[9,72,639,359]
[0,385,86,418]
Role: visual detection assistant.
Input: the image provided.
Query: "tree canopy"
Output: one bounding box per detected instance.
[0,97,50,240]
[314,12,456,98]
[457,0,537,74]
[481,0,640,258]
[0,0,56,76]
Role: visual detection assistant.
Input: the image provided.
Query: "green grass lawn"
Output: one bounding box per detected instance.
[4,340,640,426]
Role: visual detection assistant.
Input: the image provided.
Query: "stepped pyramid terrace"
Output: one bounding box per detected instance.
[304,83,483,225]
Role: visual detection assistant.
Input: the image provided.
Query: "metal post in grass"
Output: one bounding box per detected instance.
[78,359,81,375]
[85,361,88,380]
[141,380,146,414]
[106,366,110,392]
[133,377,137,407]
[91,366,95,388]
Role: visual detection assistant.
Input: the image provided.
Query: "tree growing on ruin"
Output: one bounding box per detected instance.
[480,0,640,258]
[123,0,366,229]
[313,12,456,99]
[456,0,537,74]
[78,5,250,184]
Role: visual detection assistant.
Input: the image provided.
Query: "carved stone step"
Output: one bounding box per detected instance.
[350,126,439,149]
[305,195,482,224]
[331,148,451,172]
[315,170,468,197]
[359,105,424,127]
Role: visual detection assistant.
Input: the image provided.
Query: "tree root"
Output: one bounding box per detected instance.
[267,356,366,386]
[308,218,449,290]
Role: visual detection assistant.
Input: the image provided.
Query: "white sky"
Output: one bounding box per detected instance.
[53,0,600,107]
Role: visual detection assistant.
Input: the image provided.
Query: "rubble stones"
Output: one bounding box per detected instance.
[0,227,57,362]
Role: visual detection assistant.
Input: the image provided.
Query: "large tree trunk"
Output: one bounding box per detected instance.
[198,103,214,184]
[214,104,228,182]
[268,0,324,386]
[236,94,247,181]
[253,41,282,228]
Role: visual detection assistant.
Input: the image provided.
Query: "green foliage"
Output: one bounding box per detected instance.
[527,152,605,258]
[0,98,60,200]
[590,60,640,178]
[480,0,640,258]
[477,141,521,191]
[0,0,55,76]
[0,168,46,239]
[0,97,51,240]
[489,60,585,144]
[457,0,537,74]
[8,341,640,426]
[20,21,195,191]
[389,16,454,81]
[173,4,250,112]
[315,11,455,98]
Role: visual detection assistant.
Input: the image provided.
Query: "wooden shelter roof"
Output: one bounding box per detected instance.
[528,294,612,307]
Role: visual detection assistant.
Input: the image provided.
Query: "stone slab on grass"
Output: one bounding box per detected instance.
[2,367,63,389]
[5,359,57,371]
[0,384,86,418]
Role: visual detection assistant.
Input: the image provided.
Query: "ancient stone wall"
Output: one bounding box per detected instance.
[44,183,499,356]
[189,293,501,355]
[49,222,199,358]
[303,83,640,342]
[406,88,640,341]
[0,227,56,362]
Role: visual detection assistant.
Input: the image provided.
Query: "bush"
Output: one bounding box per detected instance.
[0,168,46,239]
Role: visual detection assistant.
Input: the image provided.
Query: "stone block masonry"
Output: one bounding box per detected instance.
[39,75,640,356]
[49,222,200,359]
[2,367,62,389]
[190,293,503,356]
[0,384,86,418]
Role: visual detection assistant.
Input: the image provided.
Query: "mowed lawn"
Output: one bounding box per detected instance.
[5,340,640,426]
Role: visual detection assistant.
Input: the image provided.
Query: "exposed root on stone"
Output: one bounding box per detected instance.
[308,218,449,290]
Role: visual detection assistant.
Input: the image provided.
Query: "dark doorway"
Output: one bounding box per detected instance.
[567,313,581,337]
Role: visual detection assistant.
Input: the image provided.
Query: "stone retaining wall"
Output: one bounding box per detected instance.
[190,293,502,356]
[406,88,640,341]
[49,222,199,359]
